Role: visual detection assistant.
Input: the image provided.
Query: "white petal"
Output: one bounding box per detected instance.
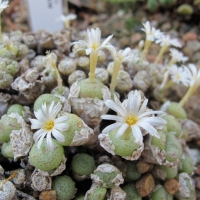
[52,128,65,142]
[101,122,122,134]
[54,115,68,123]
[138,122,160,138]
[114,95,127,114]
[139,117,166,126]
[54,123,69,131]
[29,119,43,129]
[51,102,62,118]
[101,34,113,46]
[138,110,165,119]
[105,100,127,118]
[138,98,148,115]
[36,133,46,149]
[131,125,143,144]
[34,109,46,122]
[116,123,129,138]
[46,131,55,150]
[33,129,47,142]
[101,114,124,122]
[48,101,55,115]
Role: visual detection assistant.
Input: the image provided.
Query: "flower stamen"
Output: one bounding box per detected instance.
[126,116,138,125]
[43,121,54,130]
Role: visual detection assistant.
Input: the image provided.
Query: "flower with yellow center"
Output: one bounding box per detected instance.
[29,101,69,150]
[100,90,166,144]
[168,64,190,86]
[72,27,114,55]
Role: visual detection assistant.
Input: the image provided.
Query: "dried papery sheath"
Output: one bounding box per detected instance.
[30,55,45,72]
[58,57,77,76]
[11,71,45,103]
[95,68,109,84]
[91,163,124,188]
[31,170,52,191]
[0,181,16,200]
[108,186,126,200]
[175,173,195,200]
[98,131,144,161]
[9,113,33,161]
[181,119,200,142]
[68,70,86,86]
[133,70,152,92]
[0,92,11,117]
[53,30,71,53]
[5,169,25,185]
[68,81,111,128]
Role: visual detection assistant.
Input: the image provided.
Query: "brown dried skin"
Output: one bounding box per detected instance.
[136,173,155,197]
[136,160,152,174]
[39,190,56,200]
[164,179,179,195]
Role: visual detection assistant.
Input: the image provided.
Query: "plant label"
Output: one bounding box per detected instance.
[26,0,64,32]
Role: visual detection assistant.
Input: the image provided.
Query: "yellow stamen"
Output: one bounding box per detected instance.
[43,121,54,130]
[176,75,181,79]
[126,116,138,125]
[91,43,100,51]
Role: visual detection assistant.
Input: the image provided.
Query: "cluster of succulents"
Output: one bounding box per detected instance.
[0,1,200,200]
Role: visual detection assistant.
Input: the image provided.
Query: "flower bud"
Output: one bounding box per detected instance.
[58,57,77,76]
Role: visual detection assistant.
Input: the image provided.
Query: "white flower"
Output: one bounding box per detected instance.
[186,63,200,86]
[170,48,188,63]
[0,0,8,13]
[29,101,68,150]
[111,47,132,63]
[156,35,182,48]
[72,27,114,55]
[59,13,77,22]
[168,64,190,86]
[100,90,166,144]
[141,21,163,41]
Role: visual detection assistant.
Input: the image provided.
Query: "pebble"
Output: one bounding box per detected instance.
[136,161,152,174]
[136,173,155,197]
[131,33,142,45]
[183,32,198,41]
[164,179,179,195]
[39,190,56,200]
[186,41,200,53]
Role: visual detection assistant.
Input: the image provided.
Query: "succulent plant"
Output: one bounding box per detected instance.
[29,139,64,171]
[52,175,76,200]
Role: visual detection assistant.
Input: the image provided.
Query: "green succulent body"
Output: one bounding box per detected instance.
[1,142,14,158]
[7,104,25,116]
[158,165,178,179]
[0,114,21,142]
[151,130,166,150]
[166,102,187,119]
[78,78,106,99]
[59,113,84,146]
[72,153,96,176]
[29,139,64,171]
[33,94,61,111]
[122,184,142,200]
[52,176,76,200]
[165,132,182,163]
[87,186,107,200]
[124,161,141,182]
[151,185,173,200]
[109,127,141,157]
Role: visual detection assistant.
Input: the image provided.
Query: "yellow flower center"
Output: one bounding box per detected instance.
[43,120,54,130]
[126,115,138,126]
[176,74,181,79]
[91,43,100,50]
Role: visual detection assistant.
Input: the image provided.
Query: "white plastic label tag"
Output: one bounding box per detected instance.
[26,0,64,32]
